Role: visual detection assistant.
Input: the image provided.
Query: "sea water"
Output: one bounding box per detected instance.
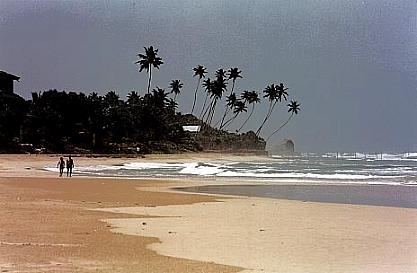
[44,152,417,186]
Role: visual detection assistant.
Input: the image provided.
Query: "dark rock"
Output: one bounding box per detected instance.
[268,139,294,155]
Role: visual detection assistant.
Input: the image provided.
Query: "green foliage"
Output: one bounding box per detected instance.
[6,89,196,153]
[0,92,28,152]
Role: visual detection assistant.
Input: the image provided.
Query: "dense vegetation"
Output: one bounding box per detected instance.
[0,46,300,154]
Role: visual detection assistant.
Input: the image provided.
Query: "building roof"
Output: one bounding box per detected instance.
[182,125,201,132]
[0,71,20,81]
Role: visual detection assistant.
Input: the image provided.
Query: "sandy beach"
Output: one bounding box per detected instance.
[1,154,417,273]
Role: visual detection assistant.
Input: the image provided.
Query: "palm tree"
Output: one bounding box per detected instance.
[136,46,163,94]
[237,90,260,132]
[227,67,242,92]
[199,78,213,120]
[191,65,207,115]
[255,84,285,136]
[205,69,227,124]
[104,91,120,108]
[206,75,227,126]
[151,87,169,108]
[266,100,300,142]
[218,67,242,128]
[127,91,140,106]
[169,79,183,102]
[215,68,227,80]
[221,100,247,129]
[218,93,237,129]
[276,83,289,102]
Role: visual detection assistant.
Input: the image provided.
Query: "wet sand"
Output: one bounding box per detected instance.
[179,184,417,208]
[0,177,240,273]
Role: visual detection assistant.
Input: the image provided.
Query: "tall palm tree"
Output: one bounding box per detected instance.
[237,90,260,132]
[191,65,207,115]
[215,68,227,80]
[169,79,183,102]
[136,46,163,94]
[276,83,289,102]
[206,74,227,125]
[218,93,237,129]
[221,100,247,129]
[255,84,281,136]
[199,78,213,120]
[219,67,242,128]
[266,100,300,142]
[227,67,242,93]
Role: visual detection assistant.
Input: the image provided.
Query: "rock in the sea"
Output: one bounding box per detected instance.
[268,139,294,155]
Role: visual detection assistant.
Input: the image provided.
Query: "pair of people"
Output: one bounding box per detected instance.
[57,156,74,177]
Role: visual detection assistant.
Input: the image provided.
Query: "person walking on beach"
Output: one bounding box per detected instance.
[57,157,65,177]
[66,156,74,177]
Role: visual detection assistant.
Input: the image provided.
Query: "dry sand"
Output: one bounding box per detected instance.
[1,154,417,273]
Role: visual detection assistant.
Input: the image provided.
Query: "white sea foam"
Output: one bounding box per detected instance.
[42,153,417,185]
[178,163,225,176]
[217,171,390,180]
[43,167,59,172]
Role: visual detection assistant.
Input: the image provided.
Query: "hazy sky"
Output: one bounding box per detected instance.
[1,0,417,153]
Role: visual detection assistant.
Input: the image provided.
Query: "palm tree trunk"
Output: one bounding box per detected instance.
[147,65,152,94]
[208,100,217,125]
[191,78,201,115]
[219,80,235,128]
[201,99,213,123]
[237,103,255,132]
[200,99,215,132]
[255,101,276,136]
[199,92,210,119]
[220,113,238,130]
[266,113,293,142]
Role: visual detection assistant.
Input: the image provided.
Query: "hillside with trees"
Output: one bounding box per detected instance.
[0,46,300,154]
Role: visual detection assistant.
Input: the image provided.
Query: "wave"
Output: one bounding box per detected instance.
[42,153,417,185]
[291,152,417,162]
[216,171,392,180]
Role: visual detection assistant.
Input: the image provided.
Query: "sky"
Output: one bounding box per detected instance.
[1,0,417,153]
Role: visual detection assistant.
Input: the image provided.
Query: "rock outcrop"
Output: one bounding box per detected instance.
[268,139,294,155]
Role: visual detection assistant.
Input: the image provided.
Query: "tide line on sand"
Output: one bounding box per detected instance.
[95,194,417,273]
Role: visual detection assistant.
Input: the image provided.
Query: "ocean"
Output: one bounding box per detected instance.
[45,152,417,186]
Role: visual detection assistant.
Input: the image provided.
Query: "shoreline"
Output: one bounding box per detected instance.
[1,154,417,272]
[178,184,417,209]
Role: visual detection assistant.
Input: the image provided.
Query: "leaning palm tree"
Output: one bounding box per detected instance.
[202,71,226,125]
[255,84,279,136]
[205,77,227,126]
[237,90,260,132]
[199,78,213,120]
[136,46,163,94]
[221,100,247,129]
[191,65,207,115]
[209,68,228,123]
[169,79,183,102]
[218,93,237,129]
[266,100,300,142]
[276,83,289,102]
[227,67,242,93]
[219,67,242,128]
